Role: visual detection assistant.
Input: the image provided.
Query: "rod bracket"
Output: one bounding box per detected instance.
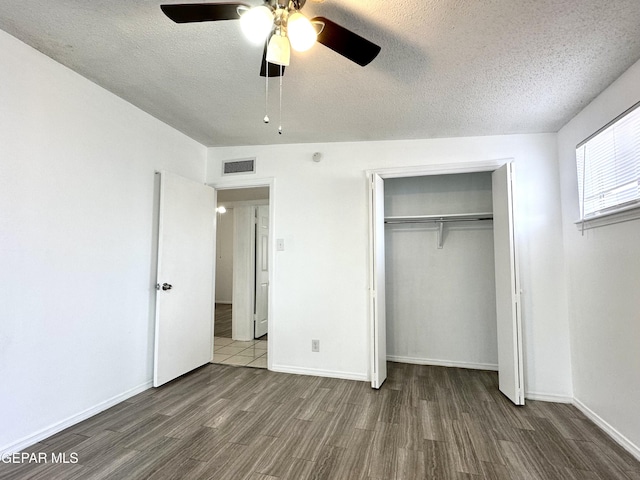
[437,220,444,249]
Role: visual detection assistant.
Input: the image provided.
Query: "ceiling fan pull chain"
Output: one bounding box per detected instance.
[264,59,270,123]
[278,64,283,134]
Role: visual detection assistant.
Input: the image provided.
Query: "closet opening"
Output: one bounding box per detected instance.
[369,162,524,405]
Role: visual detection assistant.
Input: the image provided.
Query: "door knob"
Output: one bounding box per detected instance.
[161,283,172,291]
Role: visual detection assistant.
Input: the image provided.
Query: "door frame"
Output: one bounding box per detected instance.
[366,158,520,388]
[209,177,275,371]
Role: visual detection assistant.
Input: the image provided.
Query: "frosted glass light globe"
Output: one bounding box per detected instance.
[266,33,291,66]
[287,12,317,52]
[240,6,274,45]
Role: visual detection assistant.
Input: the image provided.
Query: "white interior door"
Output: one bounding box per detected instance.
[154,171,216,388]
[492,163,525,405]
[370,173,387,389]
[254,205,269,338]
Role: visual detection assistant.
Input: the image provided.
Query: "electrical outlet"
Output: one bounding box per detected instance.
[311,339,319,352]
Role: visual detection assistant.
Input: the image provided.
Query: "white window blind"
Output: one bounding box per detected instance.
[576,101,640,221]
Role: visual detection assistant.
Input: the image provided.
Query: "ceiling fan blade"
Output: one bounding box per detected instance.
[311,16,381,67]
[259,41,285,77]
[161,3,250,23]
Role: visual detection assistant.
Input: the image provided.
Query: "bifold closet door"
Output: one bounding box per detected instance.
[492,163,525,405]
[154,171,216,387]
[370,173,387,389]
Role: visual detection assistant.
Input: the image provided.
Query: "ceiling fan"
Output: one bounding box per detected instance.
[160,0,382,77]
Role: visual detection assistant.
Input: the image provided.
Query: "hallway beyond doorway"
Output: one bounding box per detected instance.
[213,304,267,368]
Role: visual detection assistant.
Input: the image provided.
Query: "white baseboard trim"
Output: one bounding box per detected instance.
[524,392,573,403]
[0,380,152,457]
[270,364,368,382]
[387,355,498,371]
[573,397,640,462]
[232,335,253,342]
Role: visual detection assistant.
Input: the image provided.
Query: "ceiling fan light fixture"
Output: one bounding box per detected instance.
[266,32,291,66]
[160,1,382,134]
[287,11,317,52]
[239,5,274,45]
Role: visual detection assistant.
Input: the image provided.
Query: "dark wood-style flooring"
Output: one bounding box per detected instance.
[215,303,232,338]
[215,304,267,342]
[2,363,639,479]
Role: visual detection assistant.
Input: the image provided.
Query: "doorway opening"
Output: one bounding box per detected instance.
[212,186,270,369]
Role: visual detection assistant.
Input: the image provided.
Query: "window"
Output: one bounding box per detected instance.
[576,101,640,225]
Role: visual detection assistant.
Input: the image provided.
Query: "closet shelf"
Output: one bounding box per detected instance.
[384,212,493,249]
[384,212,493,224]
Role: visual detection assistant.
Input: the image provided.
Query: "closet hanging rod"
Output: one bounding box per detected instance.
[384,212,493,224]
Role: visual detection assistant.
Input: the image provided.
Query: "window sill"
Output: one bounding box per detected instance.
[575,203,640,230]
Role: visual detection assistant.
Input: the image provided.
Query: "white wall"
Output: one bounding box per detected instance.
[557,59,640,455]
[207,133,572,399]
[384,173,498,369]
[215,208,234,304]
[0,30,206,453]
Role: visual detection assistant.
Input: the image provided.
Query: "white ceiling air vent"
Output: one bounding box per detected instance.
[222,158,256,176]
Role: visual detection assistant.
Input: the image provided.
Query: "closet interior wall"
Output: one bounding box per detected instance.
[384,172,499,370]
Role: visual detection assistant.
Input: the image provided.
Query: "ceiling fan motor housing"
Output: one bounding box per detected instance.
[270,0,306,9]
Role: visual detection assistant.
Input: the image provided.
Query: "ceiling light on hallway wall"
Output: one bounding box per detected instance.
[216,206,227,214]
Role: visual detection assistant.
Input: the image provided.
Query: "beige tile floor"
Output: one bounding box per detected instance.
[213,337,267,368]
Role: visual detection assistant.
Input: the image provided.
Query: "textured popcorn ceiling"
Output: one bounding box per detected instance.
[1,0,640,146]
